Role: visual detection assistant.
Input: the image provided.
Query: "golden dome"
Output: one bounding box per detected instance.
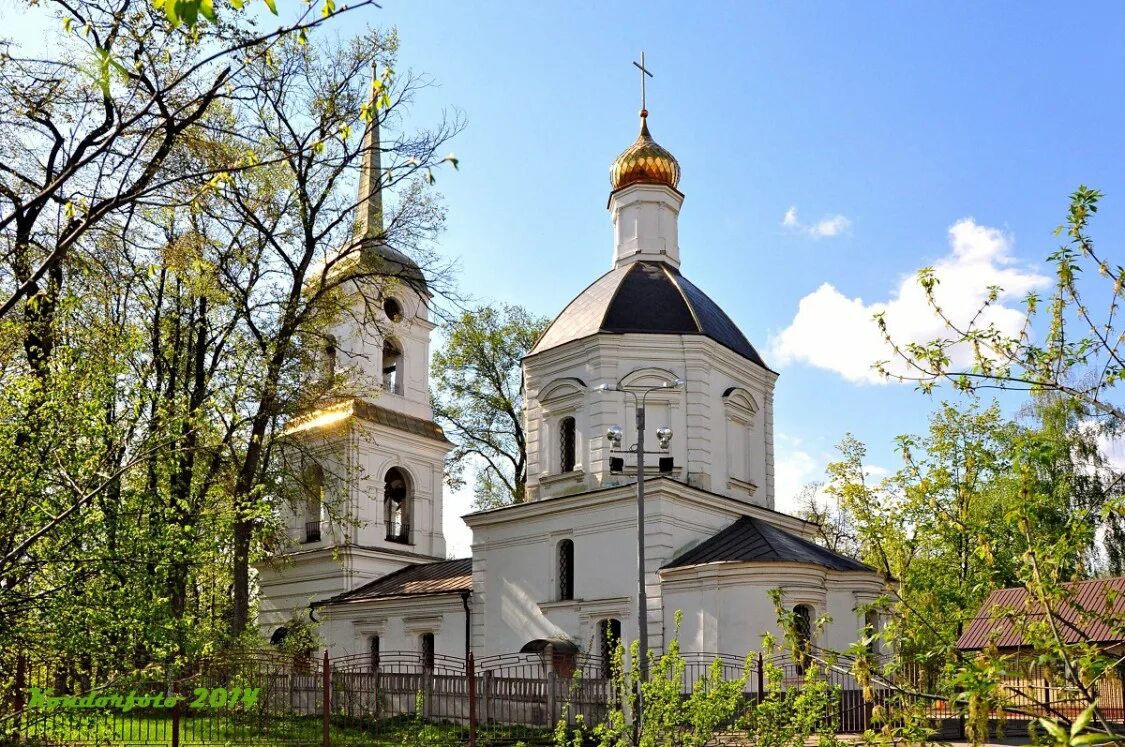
[610,110,680,191]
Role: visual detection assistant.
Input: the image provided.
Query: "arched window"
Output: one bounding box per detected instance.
[598,618,622,679]
[420,632,435,668]
[559,416,576,472]
[303,464,324,543]
[793,604,813,674]
[384,467,411,544]
[557,539,574,601]
[382,339,403,394]
[794,604,813,649]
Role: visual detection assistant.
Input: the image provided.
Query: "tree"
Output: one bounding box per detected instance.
[831,399,1122,742]
[794,481,859,558]
[431,304,549,509]
[0,0,380,658]
[0,10,461,670]
[208,32,461,636]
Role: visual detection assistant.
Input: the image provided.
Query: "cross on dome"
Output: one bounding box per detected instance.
[610,52,680,191]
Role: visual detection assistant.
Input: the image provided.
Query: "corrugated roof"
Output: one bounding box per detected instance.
[956,577,1125,651]
[318,558,473,606]
[529,262,769,368]
[663,515,873,572]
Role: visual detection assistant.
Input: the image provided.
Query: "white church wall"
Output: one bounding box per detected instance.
[660,565,885,656]
[524,333,777,510]
[318,595,469,660]
[348,420,448,558]
[257,546,431,637]
[465,481,799,657]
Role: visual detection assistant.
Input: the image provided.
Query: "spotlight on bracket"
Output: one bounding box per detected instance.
[656,426,673,450]
[606,425,623,447]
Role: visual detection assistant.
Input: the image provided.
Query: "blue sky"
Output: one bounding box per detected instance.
[11,1,1125,555]
[347,2,1125,552]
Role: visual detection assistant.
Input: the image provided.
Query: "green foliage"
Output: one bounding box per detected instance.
[151,0,340,28]
[835,188,1125,745]
[0,1,459,683]
[828,397,1116,668]
[431,305,549,508]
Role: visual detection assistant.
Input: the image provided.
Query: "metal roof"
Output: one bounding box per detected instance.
[352,400,452,444]
[663,515,873,572]
[956,576,1125,651]
[318,558,473,606]
[529,261,768,368]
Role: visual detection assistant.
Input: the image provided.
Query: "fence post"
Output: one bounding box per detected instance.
[423,665,433,719]
[482,670,492,724]
[756,652,764,705]
[467,653,477,747]
[171,697,181,747]
[546,643,557,727]
[322,650,331,747]
[13,652,26,742]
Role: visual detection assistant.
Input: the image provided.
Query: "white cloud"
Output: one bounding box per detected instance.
[770,219,1049,384]
[782,206,852,239]
[774,440,820,514]
[774,434,890,514]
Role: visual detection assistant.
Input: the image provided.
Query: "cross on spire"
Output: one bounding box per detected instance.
[633,51,653,114]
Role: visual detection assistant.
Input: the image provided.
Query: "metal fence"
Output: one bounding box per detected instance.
[3,647,1120,745]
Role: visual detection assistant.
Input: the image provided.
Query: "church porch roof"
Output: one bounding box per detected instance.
[315,558,473,607]
[663,515,873,573]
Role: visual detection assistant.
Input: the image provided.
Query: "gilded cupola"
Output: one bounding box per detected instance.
[609,110,681,191]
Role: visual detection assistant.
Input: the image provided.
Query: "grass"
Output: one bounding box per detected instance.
[8,711,551,746]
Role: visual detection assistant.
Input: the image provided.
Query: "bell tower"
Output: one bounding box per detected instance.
[255,70,453,639]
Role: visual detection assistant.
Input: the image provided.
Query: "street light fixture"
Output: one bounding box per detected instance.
[597,376,683,726]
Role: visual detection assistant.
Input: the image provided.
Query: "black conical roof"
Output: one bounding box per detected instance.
[529,262,767,367]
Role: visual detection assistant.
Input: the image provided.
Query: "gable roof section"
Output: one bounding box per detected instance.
[663,515,872,572]
[317,558,472,606]
[956,576,1125,651]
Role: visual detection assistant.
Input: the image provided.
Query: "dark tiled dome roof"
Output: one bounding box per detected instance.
[529,261,768,368]
[664,516,872,572]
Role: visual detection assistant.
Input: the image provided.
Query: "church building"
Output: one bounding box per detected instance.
[255,91,885,665]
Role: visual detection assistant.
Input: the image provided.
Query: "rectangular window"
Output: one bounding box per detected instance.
[598,618,621,679]
[559,417,576,472]
[369,635,380,671]
[558,540,574,601]
[421,632,435,668]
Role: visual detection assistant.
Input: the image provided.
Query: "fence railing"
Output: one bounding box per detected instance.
[3,647,1120,745]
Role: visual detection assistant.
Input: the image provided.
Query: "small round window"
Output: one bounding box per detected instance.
[383,297,403,322]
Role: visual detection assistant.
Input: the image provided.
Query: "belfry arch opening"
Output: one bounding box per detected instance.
[384,467,412,544]
[382,339,403,394]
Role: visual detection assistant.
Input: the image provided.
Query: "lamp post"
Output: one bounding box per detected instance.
[597,377,684,726]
